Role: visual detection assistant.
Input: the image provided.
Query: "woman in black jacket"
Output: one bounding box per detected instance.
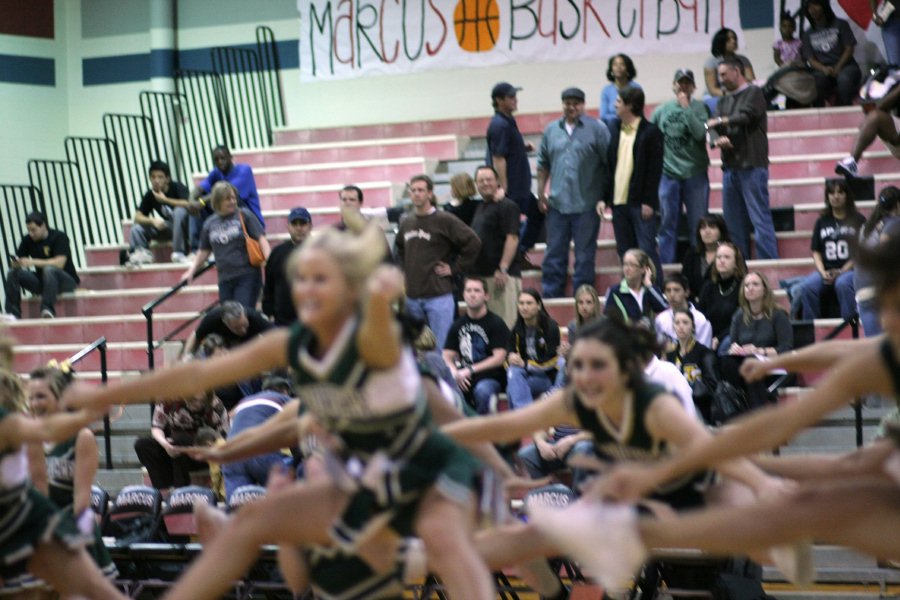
[603,248,668,328]
[665,308,720,423]
[681,214,731,303]
[696,242,747,351]
[506,289,561,410]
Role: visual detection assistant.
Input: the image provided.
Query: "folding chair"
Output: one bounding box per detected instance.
[162,485,217,542]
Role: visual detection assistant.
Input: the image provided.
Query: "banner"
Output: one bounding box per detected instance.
[298,0,743,80]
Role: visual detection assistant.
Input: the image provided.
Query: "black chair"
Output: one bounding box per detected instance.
[162,485,217,542]
[102,485,163,545]
[227,484,266,513]
[89,484,109,527]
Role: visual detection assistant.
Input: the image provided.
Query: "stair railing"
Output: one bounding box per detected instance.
[66,337,113,469]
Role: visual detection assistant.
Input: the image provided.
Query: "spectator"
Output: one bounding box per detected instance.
[722,272,793,410]
[600,54,641,126]
[773,11,803,67]
[182,181,271,310]
[655,273,713,349]
[190,146,263,244]
[603,248,667,328]
[194,333,261,411]
[697,242,748,349]
[801,0,861,107]
[665,308,720,423]
[128,160,192,266]
[263,207,312,326]
[602,87,665,279]
[796,179,867,320]
[642,347,697,420]
[708,58,779,260]
[537,86,610,298]
[443,276,510,414]
[651,69,711,264]
[517,425,594,487]
[221,376,294,502]
[556,284,603,388]
[486,82,542,260]
[703,28,757,111]
[505,289,560,410]
[470,165,523,327]
[184,301,272,355]
[395,174,481,349]
[335,184,395,261]
[681,214,731,304]
[444,172,480,226]
[855,186,900,336]
[873,0,900,66]
[3,211,79,320]
[133,389,228,494]
[835,82,900,178]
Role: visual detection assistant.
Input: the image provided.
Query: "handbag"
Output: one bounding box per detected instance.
[711,381,749,424]
[237,210,265,267]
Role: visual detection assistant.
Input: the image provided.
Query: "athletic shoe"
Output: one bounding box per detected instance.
[835,157,859,178]
[769,541,814,587]
[171,251,188,263]
[529,502,645,593]
[127,248,154,267]
[40,308,54,319]
[0,313,17,322]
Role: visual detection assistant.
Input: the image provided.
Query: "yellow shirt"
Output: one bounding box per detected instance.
[613,118,640,206]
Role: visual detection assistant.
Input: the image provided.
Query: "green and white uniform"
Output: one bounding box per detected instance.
[303,539,419,600]
[287,318,479,547]
[0,407,91,595]
[45,437,117,578]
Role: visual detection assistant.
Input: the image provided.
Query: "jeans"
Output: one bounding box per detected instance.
[518,436,596,487]
[4,266,77,317]
[611,204,663,281]
[858,297,882,337]
[218,270,262,310]
[658,173,710,264]
[189,206,214,252]
[883,13,900,66]
[222,453,287,503]
[512,193,545,253]
[506,366,554,410]
[721,167,779,260]
[797,270,856,320]
[470,377,503,415]
[541,206,600,298]
[130,207,190,255]
[405,293,456,350]
[811,62,862,107]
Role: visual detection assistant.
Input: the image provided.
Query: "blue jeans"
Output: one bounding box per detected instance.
[797,270,856,320]
[721,167,779,260]
[506,366,553,410]
[404,293,456,350]
[541,206,601,298]
[4,266,77,317]
[883,13,900,66]
[611,204,663,282]
[471,378,503,415]
[658,173,710,264]
[219,270,262,310]
[130,206,190,254]
[222,453,287,503]
[858,297,882,337]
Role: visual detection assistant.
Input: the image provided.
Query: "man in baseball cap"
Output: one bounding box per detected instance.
[649,68,711,264]
[262,207,313,325]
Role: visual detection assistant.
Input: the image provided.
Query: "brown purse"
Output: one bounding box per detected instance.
[237,210,265,267]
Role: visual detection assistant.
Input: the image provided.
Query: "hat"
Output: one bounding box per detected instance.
[491,82,522,99]
[561,87,586,101]
[288,207,311,223]
[673,69,695,84]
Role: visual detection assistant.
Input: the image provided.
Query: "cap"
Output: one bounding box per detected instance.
[491,82,522,99]
[673,68,695,84]
[561,87,586,101]
[288,207,312,223]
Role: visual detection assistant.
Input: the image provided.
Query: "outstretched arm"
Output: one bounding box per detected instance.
[0,409,103,451]
[188,400,300,464]
[740,336,881,382]
[443,388,571,446]
[357,266,404,369]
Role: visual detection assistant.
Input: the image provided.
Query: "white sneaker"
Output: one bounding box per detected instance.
[171,251,188,264]
[529,502,645,593]
[835,156,858,178]
[0,313,17,322]
[40,308,54,319]
[127,248,154,266]
[769,541,814,587]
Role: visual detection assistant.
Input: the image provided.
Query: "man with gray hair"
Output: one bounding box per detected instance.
[183,301,271,355]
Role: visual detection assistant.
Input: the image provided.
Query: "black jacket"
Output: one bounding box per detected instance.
[605,118,664,211]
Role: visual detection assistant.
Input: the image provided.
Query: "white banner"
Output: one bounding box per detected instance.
[298,0,744,81]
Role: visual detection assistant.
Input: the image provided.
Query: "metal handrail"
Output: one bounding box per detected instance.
[66,337,113,469]
[141,261,216,371]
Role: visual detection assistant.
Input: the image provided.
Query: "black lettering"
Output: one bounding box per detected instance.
[307,2,335,76]
[510,0,539,47]
[617,0,636,37]
[656,0,679,38]
[356,0,384,66]
[560,0,581,40]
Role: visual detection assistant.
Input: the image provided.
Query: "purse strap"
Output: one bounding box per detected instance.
[237,209,251,238]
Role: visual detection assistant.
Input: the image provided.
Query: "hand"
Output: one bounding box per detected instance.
[161,440,179,458]
[706,117,722,129]
[821,270,836,284]
[640,204,654,220]
[495,186,506,201]
[153,217,168,230]
[535,439,558,461]
[453,367,472,391]
[17,257,33,268]
[642,267,653,288]
[714,136,733,149]
[874,14,886,26]
[676,90,690,108]
[181,445,220,462]
[433,261,452,278]
[507,352,525,368]
[524,141,535,152]
[596,201,612,221]
[537,194,549,214]
[728,342,746,356]
[187,199,203,216]
[152,189,168,203]
[740,357,773,382]
[367,265,405,304]
[181,269,194,284]
[587,462,664,502]
[558,340,570,356]
[493,269,509,290]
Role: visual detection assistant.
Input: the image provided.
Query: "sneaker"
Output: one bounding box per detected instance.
[769,541,814,587]
[171,251,188,264]
[127,248,154,267]
[835,156,859,178]
[0,313,17,322]
[529,502,645,593]
[40,308,54,319]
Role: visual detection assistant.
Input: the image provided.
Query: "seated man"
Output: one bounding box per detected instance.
[655,273,713,348]
[3,211,79,320]
[443,276,509,414]
[183,301,272,356]
[517,425,595,489]
[128,160,191,265]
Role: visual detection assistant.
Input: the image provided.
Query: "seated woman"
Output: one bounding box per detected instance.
[703,28,756,111]
[796,178,866,320]
[506,289,560,410]
[604,248,668,328]
[722,272,793,412]
[600,54,641,126]
[801,0,861,107]
[681,213,731,304]
[665,308,720,423]
[697,242,747,351]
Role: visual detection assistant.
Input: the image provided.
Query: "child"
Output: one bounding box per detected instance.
[773,11,802,67]
[194,426,225,500]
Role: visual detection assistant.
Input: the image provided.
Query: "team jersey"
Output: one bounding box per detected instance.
[0,408,30,556]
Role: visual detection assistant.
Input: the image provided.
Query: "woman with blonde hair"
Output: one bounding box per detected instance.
[65,224,496,600]
[603,248,667,327]
[445,172,479,226]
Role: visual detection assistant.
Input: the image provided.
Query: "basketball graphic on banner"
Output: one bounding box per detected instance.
[454,0,500,53]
